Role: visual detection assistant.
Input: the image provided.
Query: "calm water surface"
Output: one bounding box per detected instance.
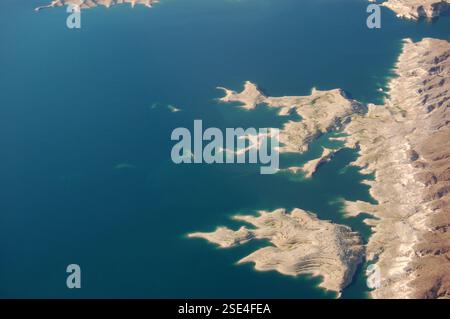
[0,0,449,298]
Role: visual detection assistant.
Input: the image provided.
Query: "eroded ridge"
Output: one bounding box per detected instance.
[218,81,365,154]
[343,38,450,298]
[189,208,364,294]
[283,147,339,178]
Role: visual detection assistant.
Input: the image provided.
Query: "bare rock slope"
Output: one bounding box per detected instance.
[343,38,450,298]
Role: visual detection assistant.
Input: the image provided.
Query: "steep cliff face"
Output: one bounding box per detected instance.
[344,38,450,298]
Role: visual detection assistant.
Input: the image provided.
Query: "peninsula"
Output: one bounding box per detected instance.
[372,0,449,20]
[290,147,339,178]
[189,208,364,295]
[218,82,364,154]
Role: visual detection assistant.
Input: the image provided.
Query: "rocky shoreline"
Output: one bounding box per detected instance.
[218,82,365,154]
[343,38,450,298]
[195,37,449,299]
[189,209,364,295]
[36,0,448,298]
[282,147,339,178]
[377,0,449,20]
[34,0,158,11]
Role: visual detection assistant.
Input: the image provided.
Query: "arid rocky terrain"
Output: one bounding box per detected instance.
[35,0,158,11]
[344,38,450,298]
[189,208,364,295]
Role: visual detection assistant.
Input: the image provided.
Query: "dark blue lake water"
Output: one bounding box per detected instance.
[0,0,448,298]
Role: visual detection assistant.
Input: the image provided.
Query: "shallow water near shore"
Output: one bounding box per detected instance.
[0,0,449,298]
